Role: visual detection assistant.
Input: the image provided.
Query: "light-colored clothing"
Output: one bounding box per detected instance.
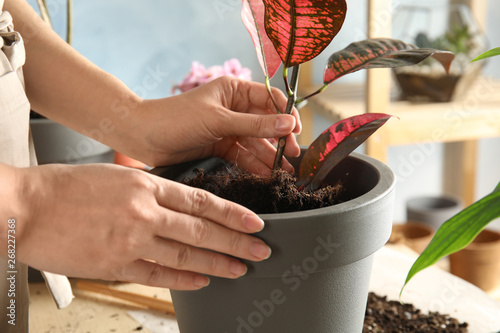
[1,7,73,332]
[1,8,33,333]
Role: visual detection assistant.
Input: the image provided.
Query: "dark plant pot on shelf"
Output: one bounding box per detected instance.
[393,64,482,103]
[392,4,487,103]
[406,195,463,230]
[151,151,395,333]
[394,72,460,103]
[30,118,114,165]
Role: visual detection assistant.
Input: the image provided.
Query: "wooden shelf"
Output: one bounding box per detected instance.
[299,76,500,146]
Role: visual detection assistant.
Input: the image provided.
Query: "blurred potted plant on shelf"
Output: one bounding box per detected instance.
[402,48,500,295]
[151,1,455,332]
[30,0,114,165]
[392,4,488,103]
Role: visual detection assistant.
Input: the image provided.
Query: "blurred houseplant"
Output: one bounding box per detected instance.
[30,0,114,165]
[392,4,488,102]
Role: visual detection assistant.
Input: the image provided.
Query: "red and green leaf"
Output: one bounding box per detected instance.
[263,0,347,68]
[241,0,282,78]
[323,38,455,85]
[297,113,393,191]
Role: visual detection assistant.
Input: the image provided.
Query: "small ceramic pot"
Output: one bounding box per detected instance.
[406,195,463,230]
[389,222,435,254]
[449,229,500,292]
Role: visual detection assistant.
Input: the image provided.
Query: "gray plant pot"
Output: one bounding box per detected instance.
[151,151,395,333]
[406,195,463,230]
[30,118,114,164]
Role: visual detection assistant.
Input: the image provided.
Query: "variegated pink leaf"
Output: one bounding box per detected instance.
[263,0,347,67]
[297,113,393,191]
[241,0,282,78]
[323,38,455,84]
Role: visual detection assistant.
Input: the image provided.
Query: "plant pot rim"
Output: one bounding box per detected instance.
[406,194,463,212]
[259,152,395,220]
[151,151,396,275]
[392,222,435,237]
[464,228,500,251]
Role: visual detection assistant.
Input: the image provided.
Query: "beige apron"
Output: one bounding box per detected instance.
[1,8,73,332]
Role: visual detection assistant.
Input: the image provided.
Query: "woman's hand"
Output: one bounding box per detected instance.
[126,77,302,175]
[15,163,272,290]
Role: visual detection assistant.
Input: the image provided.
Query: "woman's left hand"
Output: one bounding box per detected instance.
[126,77,302,175]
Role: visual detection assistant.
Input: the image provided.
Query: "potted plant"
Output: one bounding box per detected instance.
[151,1,454,332]
[402,48,500,295]
[30,0,114,165]
[392,4,488,103]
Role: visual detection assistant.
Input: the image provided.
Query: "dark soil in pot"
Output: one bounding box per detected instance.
[364,292,468,332]
[182,161,344,214]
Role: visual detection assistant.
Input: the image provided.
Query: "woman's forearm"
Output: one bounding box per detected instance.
[3,0,143,153]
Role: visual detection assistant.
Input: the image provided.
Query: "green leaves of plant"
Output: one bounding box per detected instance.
[401,182,500,297]
[471,47,500,62]
[262,0,347,68]
[241,0,282,78]
[323,38,455,85]
[296,113,393,192]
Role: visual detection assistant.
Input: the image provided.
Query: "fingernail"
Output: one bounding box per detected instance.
[250,242,272,260]
[243,214,265,232]
[230,261,248,277]
[275,116,294,132]
[194,275,210,288]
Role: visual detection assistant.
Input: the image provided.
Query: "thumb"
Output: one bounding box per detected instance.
[219,113,297,139]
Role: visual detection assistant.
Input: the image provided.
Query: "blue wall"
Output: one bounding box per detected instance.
[28,0,264,99]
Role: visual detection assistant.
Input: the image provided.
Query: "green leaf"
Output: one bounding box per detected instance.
[323,38,455,85]
[471,47,500,62]
[263,0,347,68]
[401,181,500,297]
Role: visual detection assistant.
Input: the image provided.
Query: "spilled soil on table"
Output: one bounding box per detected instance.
[364,292,468,332]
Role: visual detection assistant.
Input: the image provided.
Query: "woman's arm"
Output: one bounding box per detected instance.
[4,0,301,171]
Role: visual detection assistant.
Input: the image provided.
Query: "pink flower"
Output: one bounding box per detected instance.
[222,58,252,80]
[172,59,252,94]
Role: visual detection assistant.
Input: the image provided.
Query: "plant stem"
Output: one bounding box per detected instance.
[36,0,52,28]
[272,65,300,170]
[283,67,293,97]
[295,83,328,105]
[66,0,73,45]
[265,77,282,114]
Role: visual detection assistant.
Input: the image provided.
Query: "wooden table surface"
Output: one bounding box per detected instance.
[29,245,500,332]
[29,280,175,333]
